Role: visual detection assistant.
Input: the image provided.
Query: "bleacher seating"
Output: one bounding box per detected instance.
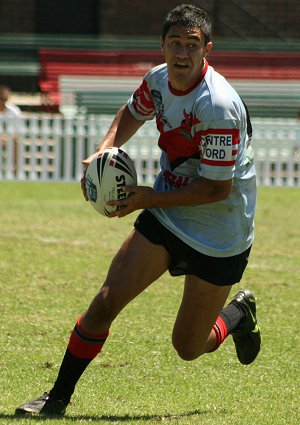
[75,90,131,115]
[38,48,164,111]
[40,63,153,107]
[231,80,300,118]
[209,51,300,80]
[59,75,140,115]
[0,33,162,93]
[0,34,299,116]
[38,48,164,64]
[59,76,300,118]
[38,47,300,113]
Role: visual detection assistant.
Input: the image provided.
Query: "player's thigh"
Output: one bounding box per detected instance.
[86,228,170,325]
[172,275,231,360]
[105,228,169,295]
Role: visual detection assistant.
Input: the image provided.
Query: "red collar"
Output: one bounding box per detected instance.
[168,60,208,96]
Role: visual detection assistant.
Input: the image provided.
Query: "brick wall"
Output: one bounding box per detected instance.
[100,0,299,38]
[0,0,35,33]
[0,0,298,39]
[100,0,185,36]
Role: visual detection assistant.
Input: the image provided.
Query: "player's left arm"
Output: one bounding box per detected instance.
[108,121,237,216]
[107,176,232,218]
[148,176,232,207]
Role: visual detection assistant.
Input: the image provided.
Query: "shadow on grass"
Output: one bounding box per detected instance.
[0,409,220,422]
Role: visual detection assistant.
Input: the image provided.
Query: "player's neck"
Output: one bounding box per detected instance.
[168,60,208,96]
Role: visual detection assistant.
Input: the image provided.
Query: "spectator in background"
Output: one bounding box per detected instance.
[0,85,22,118]
[0,85,22,174]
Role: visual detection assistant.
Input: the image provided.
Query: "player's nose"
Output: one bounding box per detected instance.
[175,45,189,58]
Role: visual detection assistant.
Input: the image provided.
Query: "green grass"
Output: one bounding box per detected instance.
[0,182,299,425]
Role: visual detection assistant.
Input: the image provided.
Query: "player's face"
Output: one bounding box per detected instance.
[0,89,9,108]
[161,25,212,92]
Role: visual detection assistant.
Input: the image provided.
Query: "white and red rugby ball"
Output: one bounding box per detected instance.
[85,147,137,216]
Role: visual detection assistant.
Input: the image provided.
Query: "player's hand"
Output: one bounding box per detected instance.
[81,151,99,201]
[107,185,155,218]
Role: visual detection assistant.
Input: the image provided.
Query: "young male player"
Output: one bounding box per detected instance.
[16,4,260,416]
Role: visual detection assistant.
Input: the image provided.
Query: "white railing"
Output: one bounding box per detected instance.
[252,118,300,186]
[1,114,300,186]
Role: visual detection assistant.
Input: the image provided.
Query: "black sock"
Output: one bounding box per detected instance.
[48,317,109,403]
[49,349,92,403]
[220,301,247,334]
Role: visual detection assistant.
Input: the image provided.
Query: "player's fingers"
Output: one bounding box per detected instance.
[82,151,99,165]
[81,168,89,201]
[106,198,126,208]
[107,205,132,218]
[122,185,137,193]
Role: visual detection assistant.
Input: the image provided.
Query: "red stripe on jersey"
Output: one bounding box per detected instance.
[197,128,240,142]
[202,159,236,166]
[132,79,155,117]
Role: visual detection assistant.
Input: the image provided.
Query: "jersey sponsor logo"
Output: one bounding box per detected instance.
[199,129,240,166]
[163,170,191,189]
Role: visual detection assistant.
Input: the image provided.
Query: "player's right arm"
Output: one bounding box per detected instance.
[84,74,155,166]
[81,104,144,200]
[83,104,144,165]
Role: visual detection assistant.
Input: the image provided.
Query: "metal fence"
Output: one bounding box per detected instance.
[1,114,300,186]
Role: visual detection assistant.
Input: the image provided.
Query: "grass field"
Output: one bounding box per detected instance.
[0,182,299,425]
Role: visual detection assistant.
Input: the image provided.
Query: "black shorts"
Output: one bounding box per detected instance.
[134,209,251,286]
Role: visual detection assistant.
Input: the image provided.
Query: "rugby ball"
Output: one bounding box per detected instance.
[85,147,137,216]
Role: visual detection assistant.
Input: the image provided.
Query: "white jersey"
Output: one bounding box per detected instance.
[0,105,22,132]
[127,62,256,257]
[0,104,22,118]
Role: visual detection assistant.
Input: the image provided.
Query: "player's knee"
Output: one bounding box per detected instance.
[172,340,204,361]
[172,330,206,361]
[174,346,203,361]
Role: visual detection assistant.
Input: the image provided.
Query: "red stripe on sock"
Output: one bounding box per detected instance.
[210,316,228,352]
[68,317,110,359]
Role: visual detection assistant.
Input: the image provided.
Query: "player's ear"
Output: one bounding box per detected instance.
[205,42,213,58]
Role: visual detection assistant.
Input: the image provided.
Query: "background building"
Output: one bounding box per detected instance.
[0,0,299,113]
[0,0,299,38]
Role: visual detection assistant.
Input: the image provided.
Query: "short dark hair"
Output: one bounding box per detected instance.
[161,4,212,45]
